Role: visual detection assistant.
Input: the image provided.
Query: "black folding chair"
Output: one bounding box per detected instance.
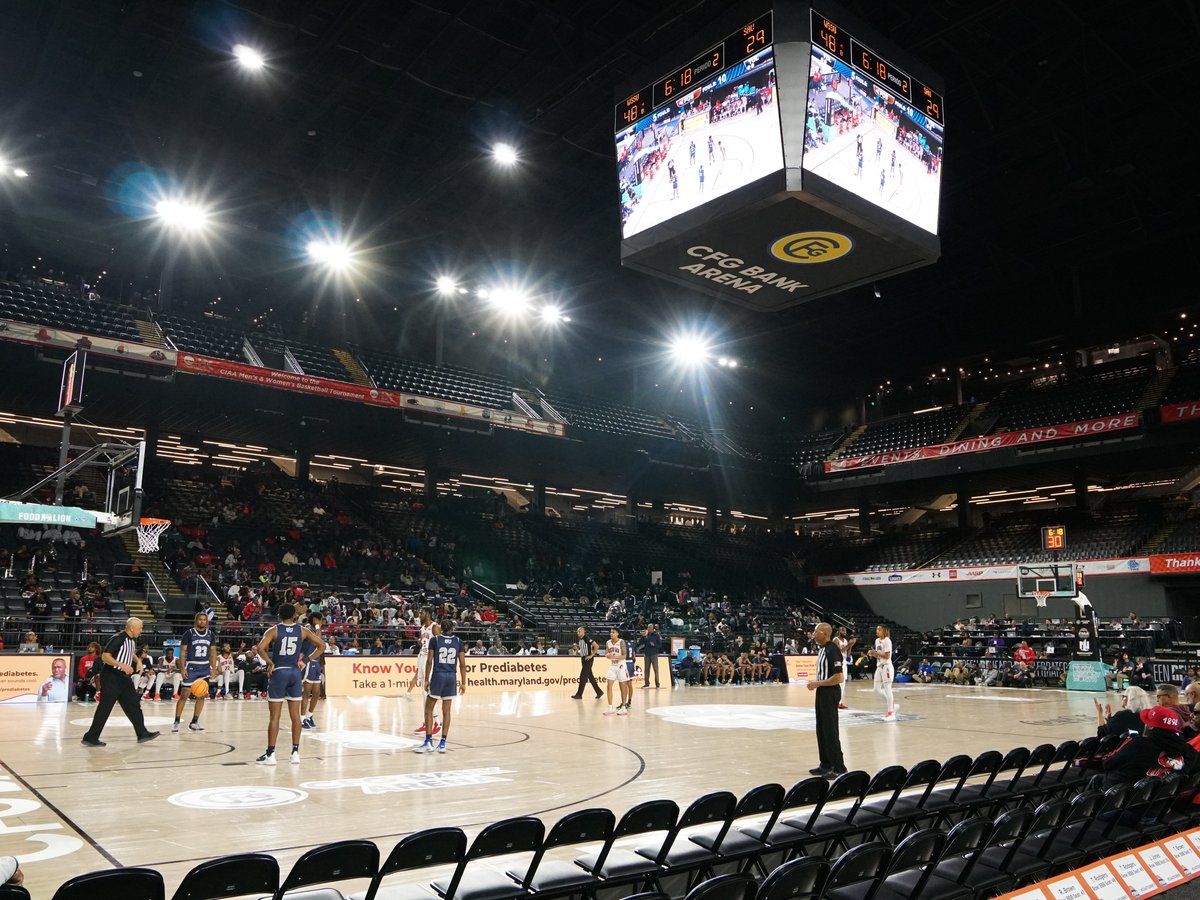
[869,828,946,900]
[929,808,1032,899]
[781,771,870,857]
[635,791,737,892]
[431,816,544,900]
[172,854,279,900]
[858,759,940,839]
[1022,789,1109,872]
[274,840,379,900]
[0,887,31,900]
[690,783,784,876]
[818,842,892,900]
[52,868,165,900]
[966,798,1070,886]
[364,828,468,900]
[574,799,678,894]
[509,808,612,897]
[814,765,909,850]
[755,856,829,900]
[954,747,1031,815]
[893,755,973,834]
[871,817,990,900]
[682,872,758,900]
[739,776,828,864]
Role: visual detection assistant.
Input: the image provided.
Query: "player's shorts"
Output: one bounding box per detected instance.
[304,660,323,684]
[415,652,428,688]
[429,670,457,700]
[874,663,895,684]
[607,663,630,683]
[182,663,211,687]
[268,667,303,702]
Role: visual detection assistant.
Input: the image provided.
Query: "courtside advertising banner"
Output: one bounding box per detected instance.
[825,413,1142,472]
[325,655,665,697]
[0,654,73,704]
[784,655,821,682]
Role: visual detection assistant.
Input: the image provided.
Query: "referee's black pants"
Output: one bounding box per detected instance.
[574,657,602,698]
[814,685,845,772]
[83,671,152,741]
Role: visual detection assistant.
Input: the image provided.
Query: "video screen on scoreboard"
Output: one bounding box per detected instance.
[616,45,783,240]
[802,44,943,234]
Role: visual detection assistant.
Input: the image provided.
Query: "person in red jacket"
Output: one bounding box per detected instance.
[76,641,101,701]
[1014,641,1036,666]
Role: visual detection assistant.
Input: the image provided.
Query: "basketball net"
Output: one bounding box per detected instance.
[1032,590,1050,609]
[136,518,171,553]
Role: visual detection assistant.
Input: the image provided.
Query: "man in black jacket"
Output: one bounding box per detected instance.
[1101,706,1200,788]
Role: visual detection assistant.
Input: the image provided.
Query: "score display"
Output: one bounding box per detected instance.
[615,12,782,240]
[616,1,944,311]
[1041,526,1067,552]
[615,15,774,133]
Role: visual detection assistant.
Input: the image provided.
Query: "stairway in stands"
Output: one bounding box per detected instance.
[1140,369,1174,409]
[1138,522,1177,555]
[116,530,195,622]
[333,348,373,386]
[133,319,168,347]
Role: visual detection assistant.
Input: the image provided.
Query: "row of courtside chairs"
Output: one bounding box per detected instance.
[8,736,1199,900]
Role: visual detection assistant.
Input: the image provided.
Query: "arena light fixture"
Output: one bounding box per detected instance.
[12,167,28,178]
[491,143,519,166]
[154,198,213,233]
[305,238,354,271]
[487,287,531,316]
[539,304,570,324]
[232,44,267,71]
[668,333,713,368]
[435,276,458,295]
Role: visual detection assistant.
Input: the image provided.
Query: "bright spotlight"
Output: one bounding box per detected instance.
[539,304,567,324]
[717,357,729,367]
[154,198,212,232]
[492,143,519,166]
[232,44,266,71]
[668,334,712,368]
[12,167,28,179]
[306,238,354,271]
[435,276,458,295]
[488,288,530,315]
[726,358,739,368]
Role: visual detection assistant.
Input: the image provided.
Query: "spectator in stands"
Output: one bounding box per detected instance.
[468,640,486,655]
[1131,657,1155,692]
[18,632,39,653]
[1095,686,1151,738]
[1156,684,1196,735]
[1101,706,1200,788]
[1005,662,1033,688]
[978,664,1002,687]
[487,639,507,655]
[916,659,936,683]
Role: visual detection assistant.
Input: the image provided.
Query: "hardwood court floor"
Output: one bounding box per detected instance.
[0,680,1104,896]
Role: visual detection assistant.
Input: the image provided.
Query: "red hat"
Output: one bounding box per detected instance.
[1141,706,1183,734]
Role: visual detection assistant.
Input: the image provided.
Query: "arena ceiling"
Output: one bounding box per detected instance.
[0,0,1197,427]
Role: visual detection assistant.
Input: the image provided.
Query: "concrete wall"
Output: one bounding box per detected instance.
[820,576,1170,633]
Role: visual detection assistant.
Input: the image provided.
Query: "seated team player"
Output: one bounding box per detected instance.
[134,644,156,698]
[716,652,735,685]
[413,619,468,754]
[254,603,325,765]
[752,647,770,683]
[301,612,325,730]
[736,651,754,685]
[174,613,216,733]
[701,652,718,685]
[153,647,180,700]
[215,645,240,698]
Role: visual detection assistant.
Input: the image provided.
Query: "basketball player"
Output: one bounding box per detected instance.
[301,612,325,730]
[174,612,215,732]
[254,603,324,765]
[834,627,855,710]
[406,609,442,736]
[603,628,631,716]
[153,646,179,700]
[868,625,899,722]
[413,619,467,754]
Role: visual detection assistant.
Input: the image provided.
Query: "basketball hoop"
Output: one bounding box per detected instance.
[136,517,171,553]
[1032,590,1051,609]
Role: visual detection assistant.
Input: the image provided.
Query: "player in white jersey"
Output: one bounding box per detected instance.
[834,627,855,709]
[868,625,898,722]
[406,609,442,735]
[603,629,632,717]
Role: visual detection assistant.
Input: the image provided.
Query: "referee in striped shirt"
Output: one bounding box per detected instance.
[81,617,160,747]
[806,623,846,777]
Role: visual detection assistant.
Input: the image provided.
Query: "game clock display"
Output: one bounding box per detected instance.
[615,13,784,240]
[1041,525,1067,552]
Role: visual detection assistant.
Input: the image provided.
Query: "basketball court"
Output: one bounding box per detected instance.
[0,681,1104,896]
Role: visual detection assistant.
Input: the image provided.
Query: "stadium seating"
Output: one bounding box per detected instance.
[544,391,676,439]
[33,742,1199,900]
[356,347,514,408]
[248,335,349,381]
[0,280,141,341]
[156,312,247,361]
[987,365,1149,432]
[833,407,965,459]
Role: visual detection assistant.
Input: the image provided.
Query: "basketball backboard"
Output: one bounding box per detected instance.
[1016,562,1078,599]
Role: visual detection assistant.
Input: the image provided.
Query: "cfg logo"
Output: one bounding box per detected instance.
[769,231,853,264]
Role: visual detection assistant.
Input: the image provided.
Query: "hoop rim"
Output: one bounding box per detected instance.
[138,517,171,527]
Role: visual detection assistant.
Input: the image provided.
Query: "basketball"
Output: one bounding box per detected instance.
[190,681,209,700]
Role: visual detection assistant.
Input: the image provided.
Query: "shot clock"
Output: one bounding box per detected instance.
[1041,526,1067,552]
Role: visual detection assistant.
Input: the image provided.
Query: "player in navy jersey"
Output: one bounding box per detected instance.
[413,619,467,754]
[300,612,325,730]
[254,604,324,766]
[174,613,215,733]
